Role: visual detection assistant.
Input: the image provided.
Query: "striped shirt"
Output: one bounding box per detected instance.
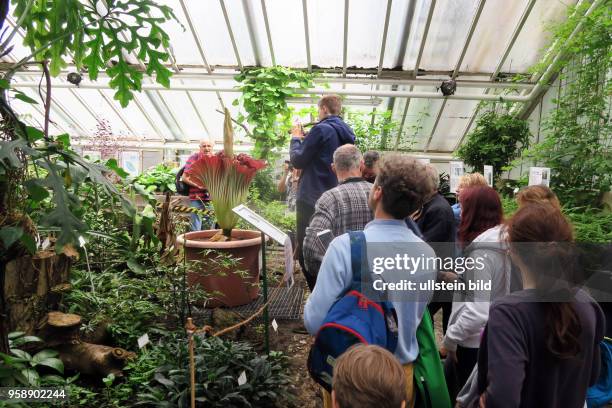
[184,152,210,201]
[303,177,373,277]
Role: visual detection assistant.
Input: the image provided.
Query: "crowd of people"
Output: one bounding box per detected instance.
[283,95,608,408]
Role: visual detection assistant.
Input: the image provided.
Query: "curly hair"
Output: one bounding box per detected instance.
[376,154,431,219]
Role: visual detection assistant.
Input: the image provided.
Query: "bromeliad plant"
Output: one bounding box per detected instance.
[185,109,265,239]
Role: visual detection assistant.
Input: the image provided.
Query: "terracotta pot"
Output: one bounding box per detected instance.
[176,229,263,308]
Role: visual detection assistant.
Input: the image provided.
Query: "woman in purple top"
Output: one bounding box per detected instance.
[478,204,605,408]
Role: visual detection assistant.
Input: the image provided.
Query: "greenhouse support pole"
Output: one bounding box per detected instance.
[261,231,270,355]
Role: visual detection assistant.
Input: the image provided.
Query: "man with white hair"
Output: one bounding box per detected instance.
[302,144,372,288]
[182,139,214,231]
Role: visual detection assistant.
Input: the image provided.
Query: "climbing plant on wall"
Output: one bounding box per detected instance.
[233,66,315,160]
[520,2,611,208]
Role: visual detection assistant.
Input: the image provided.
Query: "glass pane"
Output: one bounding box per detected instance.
[265,0,308,67]
[407,0,479,72]
[173,0,251,67]
[307,0,345,68]
[427,99,479,152]
[502,0,579,74]
[459,0,529,74]
[347,0,388,69]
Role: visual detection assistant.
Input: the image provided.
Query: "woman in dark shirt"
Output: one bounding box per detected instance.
[478,204,605,407]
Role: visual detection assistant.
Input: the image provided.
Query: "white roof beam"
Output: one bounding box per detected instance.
[219,0,243,70]
[260,0,276,65]
[302,0,312,72]
[342,0,349,77]
[393,0,436,150]
[178,0,225,109]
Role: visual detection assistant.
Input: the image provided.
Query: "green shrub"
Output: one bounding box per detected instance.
[138,336,291,407]
[132,164,178,194]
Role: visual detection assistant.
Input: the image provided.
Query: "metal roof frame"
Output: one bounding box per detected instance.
[454,0,537,151]
[302,0,312,72]
[423,0,486,152]
[394,0,436,150]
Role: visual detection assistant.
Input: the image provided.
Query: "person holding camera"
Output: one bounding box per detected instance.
[289,94,355,290]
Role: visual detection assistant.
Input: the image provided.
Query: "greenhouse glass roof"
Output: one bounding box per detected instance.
[3,0,582,153]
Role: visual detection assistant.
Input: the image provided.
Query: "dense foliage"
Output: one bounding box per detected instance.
[132,164,177,194]
[457,108,531,178]
[520,2,611,208]
[345,109,406,152]
[139,336,291,407]
[233,67,315,159]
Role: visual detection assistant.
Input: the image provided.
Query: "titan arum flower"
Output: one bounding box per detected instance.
[185,108,266,239]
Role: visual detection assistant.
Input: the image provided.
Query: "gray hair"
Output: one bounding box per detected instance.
[333,144,362,172]
[425,164,439,194]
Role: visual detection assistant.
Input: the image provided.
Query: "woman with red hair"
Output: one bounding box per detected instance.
[441,186,512,400]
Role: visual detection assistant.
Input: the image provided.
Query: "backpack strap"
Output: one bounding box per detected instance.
[349,231,366,291]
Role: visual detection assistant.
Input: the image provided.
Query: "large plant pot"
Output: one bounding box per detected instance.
[176,229,263,308]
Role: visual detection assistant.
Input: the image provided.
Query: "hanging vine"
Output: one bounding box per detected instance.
[233,66,315,160]
[520,2,611,208]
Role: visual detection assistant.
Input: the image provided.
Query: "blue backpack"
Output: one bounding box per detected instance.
[587,338,612,407]
[307,231,398,391]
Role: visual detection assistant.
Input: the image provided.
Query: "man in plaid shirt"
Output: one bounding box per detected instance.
[303,145,373,286]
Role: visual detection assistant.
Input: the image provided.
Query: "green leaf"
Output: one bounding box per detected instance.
[10,349,32,362]
[32,349,59,364]
[20,234,37,255]
[0,139,34,168]
[127,258,146,275]
[24,179,49,201]
[35,358,64,374]
[25,126,45,142]
[0,78,9,89]
[0,226,24,248]
[105,158,129,178]
[13,91,39,105]
[18,368,40,386]
[10,336,43,347]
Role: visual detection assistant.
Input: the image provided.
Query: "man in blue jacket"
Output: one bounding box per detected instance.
[290,94,355,290]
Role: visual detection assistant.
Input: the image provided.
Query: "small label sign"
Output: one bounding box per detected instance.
[78,236,86,248]
[137,333,150,349]
[237,371,247,386]
[271,319,278,332]
[41,237,51,251]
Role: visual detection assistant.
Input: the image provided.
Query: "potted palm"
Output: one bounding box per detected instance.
[176,109,266,307]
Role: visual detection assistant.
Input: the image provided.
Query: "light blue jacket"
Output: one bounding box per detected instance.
[304,219,437,364]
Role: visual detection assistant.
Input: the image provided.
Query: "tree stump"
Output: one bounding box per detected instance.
[37,312,135,378]
[3,251,72,334]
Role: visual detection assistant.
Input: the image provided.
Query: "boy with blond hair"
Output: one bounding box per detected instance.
[332,344,407,408]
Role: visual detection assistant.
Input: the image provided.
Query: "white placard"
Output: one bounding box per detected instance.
[232,205,288,245]
[483,165,494,187]
[78,236,86,248]
[283,235,294,287]
[41,237,51,251]
[271,319,278,332]
[449,161,464,193]
[137,333,150,349]
[121,150,141,177]
[528,167,551,187]
[237,370,247,386]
